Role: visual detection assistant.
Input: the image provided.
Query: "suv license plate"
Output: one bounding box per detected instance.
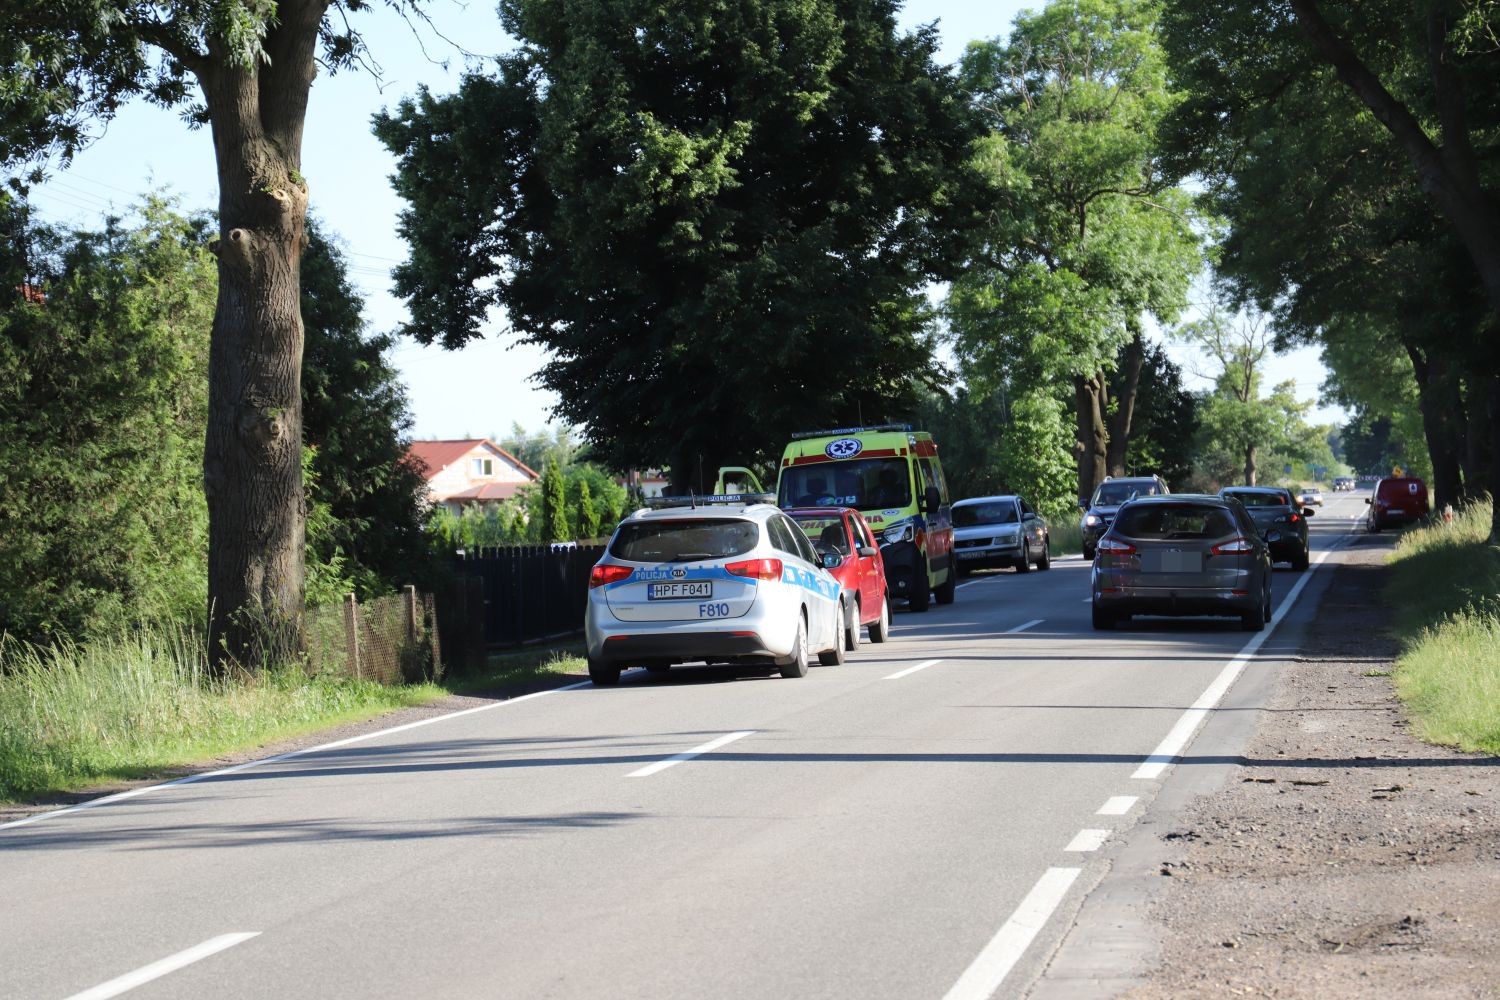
[648,582,713,600]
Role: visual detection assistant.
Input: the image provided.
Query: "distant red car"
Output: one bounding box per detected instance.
[786,507,891,650]
[1367,475,1429,532]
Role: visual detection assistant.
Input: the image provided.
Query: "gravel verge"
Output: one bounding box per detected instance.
[1121,536,1500,999]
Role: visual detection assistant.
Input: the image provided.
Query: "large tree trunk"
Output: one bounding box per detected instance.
[1465,376,1495,504]
[1106,323,1146,477]
[198,12,321,671]
[1244,443,1257,486]
[1074,371,1109,503]
[1404,342,1466,510]
[1486,376,1500,545]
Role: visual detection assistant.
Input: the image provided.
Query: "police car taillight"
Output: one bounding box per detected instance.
[725,558,783,581]
[589,564,632,588]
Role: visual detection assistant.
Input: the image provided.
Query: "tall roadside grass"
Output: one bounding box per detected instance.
[1386,500,1500,754]
[0,624,444,803]
[1049,519,1084,557]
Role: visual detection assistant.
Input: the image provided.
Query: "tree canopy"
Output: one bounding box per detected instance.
[374,0,983,489]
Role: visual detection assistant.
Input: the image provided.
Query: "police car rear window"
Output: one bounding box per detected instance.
[610,519,760,563]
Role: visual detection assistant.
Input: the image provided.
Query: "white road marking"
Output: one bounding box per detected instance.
[1081,597,1091,603]
[64,933,260,1000]
[940,867,1082,1000]
[626,730,756,778]
[0,680,600,832]
[1131,531,1352,780]
[883,658,942,680]
[1063,828,1110,852]
[1005,619,1044,634]
[1097,796,1137,816]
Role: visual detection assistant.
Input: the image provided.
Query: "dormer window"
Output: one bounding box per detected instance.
[472,458,494,477]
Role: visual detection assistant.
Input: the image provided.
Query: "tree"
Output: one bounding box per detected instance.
[0,195,213,639]
[1113,341,1198,487]
[540,458,569,543]
[1,1,419,667]
[300,221,433,597]
[1173,305,1275,484]
[949,0,1201,504]
[374,0,982,490]
[1161,0,1500,538]
[575,480,599,541]
[994,389,1078,522]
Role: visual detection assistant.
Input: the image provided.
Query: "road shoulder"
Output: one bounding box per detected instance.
[1034,534,1500,999]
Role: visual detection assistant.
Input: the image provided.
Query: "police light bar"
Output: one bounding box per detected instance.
[643,493,777,509]
[789,423,912,440]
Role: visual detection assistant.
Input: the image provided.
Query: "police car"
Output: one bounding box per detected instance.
[585,494,847,685]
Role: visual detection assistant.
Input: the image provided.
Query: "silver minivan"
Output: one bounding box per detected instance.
[1091,494,1273,631]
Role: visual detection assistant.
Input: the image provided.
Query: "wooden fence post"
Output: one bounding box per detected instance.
[343,592,361,680]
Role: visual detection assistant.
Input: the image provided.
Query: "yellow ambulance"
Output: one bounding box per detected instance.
[775,424,955,611]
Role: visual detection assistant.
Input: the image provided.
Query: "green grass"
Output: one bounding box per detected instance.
[1049,520,1084,557]
[0,625,445,804]
[1386,501,1500,754]
[446,643,588,695]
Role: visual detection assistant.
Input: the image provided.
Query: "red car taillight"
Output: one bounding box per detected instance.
[589,564,633,588]
[1097,537,1136,555]
[725,558,784,582]
[1210,537,1255,555]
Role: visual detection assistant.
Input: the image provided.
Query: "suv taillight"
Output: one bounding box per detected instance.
[1096,537,1136,555]
[589,564,633,588]
[725,558,783,582]
[1210,537,1255,555]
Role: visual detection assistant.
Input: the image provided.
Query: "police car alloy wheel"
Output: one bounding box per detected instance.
[780,613,811,678]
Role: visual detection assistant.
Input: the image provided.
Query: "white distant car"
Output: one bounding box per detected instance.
[584,495,846,685]
[1298,488,1325,507]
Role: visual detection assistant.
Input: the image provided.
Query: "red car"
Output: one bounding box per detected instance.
[786,507,892,650]
[1366,475,1429,532]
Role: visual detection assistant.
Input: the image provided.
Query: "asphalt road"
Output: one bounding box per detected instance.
[0,492,1370,1000]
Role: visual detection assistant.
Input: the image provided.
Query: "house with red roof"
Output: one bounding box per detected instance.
[405,439,538,514]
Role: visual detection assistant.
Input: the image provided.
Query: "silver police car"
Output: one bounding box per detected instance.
[585,495,847,685]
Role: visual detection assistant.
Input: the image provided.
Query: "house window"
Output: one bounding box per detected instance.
[472,458,494,477]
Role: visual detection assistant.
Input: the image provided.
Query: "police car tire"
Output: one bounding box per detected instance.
[780,613,811,678]
[868,596,891,643]
[588,657,621,686]
[844,599,861,652]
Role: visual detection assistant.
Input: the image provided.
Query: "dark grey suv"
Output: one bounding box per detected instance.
[1219,486,1314,570]
[1080,475,1169,559]
[1091,494,1273,631]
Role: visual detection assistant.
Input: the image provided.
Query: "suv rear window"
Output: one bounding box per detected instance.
[610,519,759,562]
[1114,504,1237,540]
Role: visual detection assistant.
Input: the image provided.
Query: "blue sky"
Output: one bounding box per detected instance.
[27,0,1340,440]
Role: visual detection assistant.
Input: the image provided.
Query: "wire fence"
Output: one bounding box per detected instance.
[305,585,443,684]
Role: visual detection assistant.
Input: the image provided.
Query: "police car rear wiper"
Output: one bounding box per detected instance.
[672,551,715,561]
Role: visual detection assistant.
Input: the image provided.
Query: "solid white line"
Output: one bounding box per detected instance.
[64,933,260,1000]
[1131,533,1351,780]
[625,730,756,778]
[1063,828,1110,852]
[0,681,598,832]
[1097,796,1137,816]
[1006,619,1044,634]
[940,867,1082,1000]
[883,658,942,680]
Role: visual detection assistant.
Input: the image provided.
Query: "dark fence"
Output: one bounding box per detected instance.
[452,544,605,647]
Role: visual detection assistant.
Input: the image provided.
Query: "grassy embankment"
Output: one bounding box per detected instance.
[0,627,585,804]
[1049,520,1084,557]
[1385,500,1500,754]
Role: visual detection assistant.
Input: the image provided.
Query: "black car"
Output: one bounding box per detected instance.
[1218,486,1314,570]
[1080,475,1170,559]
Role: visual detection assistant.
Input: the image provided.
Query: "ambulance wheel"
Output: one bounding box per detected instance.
[908,574,931,612]
[935,565,956,605]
